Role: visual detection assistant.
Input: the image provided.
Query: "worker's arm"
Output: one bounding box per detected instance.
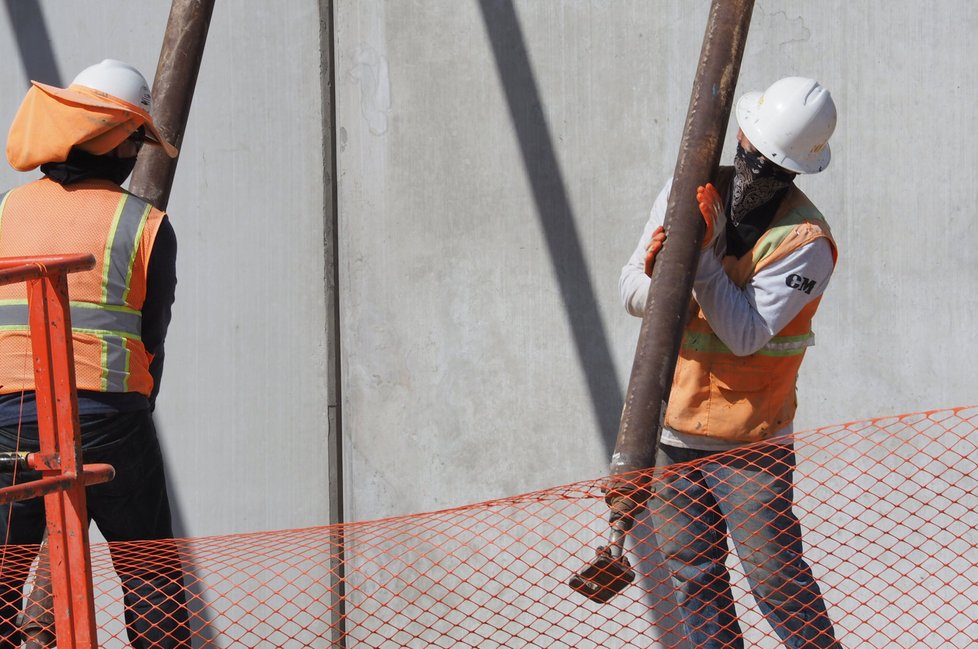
[619,178,673,316]
[143,215,177,409]
[691,238,834,356]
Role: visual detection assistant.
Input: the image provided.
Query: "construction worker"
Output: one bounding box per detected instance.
[0,60,189,648]
[619,77,843,648]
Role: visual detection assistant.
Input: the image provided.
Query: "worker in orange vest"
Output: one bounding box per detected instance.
[0,60,189,648]
[619,78,843,648]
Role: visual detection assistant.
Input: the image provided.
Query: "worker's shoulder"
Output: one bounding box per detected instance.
[16,178,163,216]
[780,185,827,223]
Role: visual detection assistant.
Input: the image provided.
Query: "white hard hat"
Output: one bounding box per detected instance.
[25,59,177,157]
[70,59,153,112]
[735,77,837,174]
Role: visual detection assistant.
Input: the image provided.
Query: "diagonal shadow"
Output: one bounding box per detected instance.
[477,0,622,454]
[3,0,62,86]
[478,4,689,646]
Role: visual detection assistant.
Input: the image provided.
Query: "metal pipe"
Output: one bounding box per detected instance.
[0,466,115,506]
[610,0,755,479]
[129,0,216,210]
[0,254,95,273]
[0,254,95,287]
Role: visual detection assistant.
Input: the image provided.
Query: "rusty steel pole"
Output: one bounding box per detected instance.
[130,0,217,210]
[570,0,755,604]
[611,0,755,479]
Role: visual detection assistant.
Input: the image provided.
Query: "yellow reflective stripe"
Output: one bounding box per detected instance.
[760,333,816,356]
[101,334,131,392]
[682,331,733,354]
[122,203,150,304]
[752,205,826,265]
[101,194,151,306]
[0,302,138,392]
[681,331,813,357]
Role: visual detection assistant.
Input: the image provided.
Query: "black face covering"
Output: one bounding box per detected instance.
[40,148,138,186]
[729,144,795,226]
[724,144,797,258]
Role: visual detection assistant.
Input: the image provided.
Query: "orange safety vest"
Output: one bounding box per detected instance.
[0,177,164,396]
[664,174,838,442]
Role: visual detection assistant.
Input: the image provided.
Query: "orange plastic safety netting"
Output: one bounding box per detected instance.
[2,406,977,648]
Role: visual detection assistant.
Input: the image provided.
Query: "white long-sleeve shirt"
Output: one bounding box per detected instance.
[619,178,835,450]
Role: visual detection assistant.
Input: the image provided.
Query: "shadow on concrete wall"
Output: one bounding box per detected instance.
[477,0,623,456]
[3,0,61,86]
[478,3,687,646]
[163,422,222,647]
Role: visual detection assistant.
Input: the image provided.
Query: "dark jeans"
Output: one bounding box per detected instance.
[648,443,842,649]
[0,410,190,648]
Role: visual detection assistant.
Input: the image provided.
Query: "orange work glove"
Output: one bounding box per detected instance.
[696,183,724,249]
[643,225,666,277]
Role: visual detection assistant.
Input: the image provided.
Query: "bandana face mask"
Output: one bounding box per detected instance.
[730,144,795,225]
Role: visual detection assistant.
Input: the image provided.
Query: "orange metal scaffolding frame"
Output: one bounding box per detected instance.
[0,254,115,649]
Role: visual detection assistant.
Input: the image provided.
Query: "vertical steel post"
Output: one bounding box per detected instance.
[610,0,755,479]
[317,1,346,646]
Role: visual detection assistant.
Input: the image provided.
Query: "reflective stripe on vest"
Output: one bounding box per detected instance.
[102,334,132,393]
[0,307,139,393]
[104,194,151,306]
[0,301,142,337]
[681,330,815,357]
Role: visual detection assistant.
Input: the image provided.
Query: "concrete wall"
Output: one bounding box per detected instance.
[1,0,976,535]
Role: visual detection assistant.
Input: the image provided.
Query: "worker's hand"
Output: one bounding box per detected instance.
[643,225,666,277]
[696,183,724,250]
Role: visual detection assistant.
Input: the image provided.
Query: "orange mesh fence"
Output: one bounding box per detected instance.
[2,406,977,648]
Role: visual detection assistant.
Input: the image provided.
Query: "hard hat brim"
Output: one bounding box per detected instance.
[31,81,178,158]
[735,91,831,174]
